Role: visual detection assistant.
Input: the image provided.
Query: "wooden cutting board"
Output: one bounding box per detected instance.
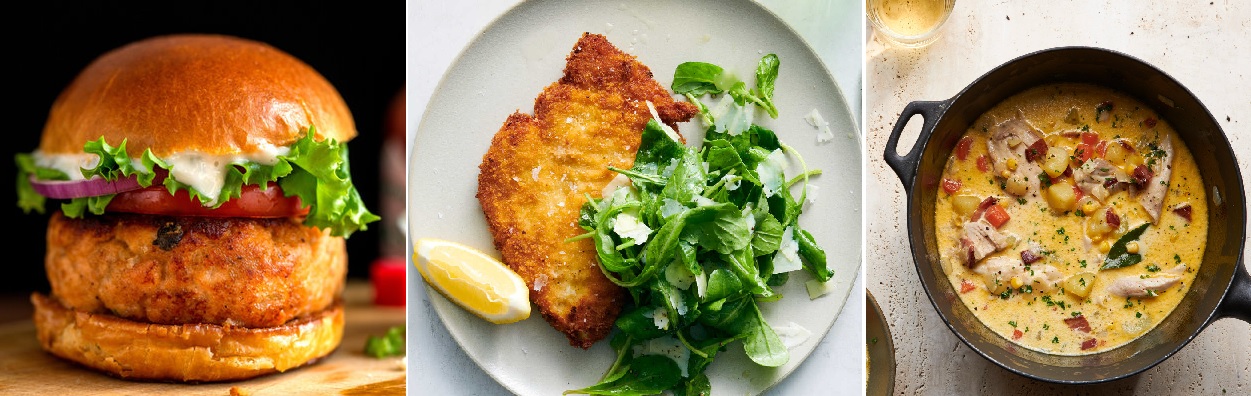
[0,281,406,396]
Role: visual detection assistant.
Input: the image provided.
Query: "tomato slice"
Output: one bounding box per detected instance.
[106,183,308,218]
[955,136,973,161]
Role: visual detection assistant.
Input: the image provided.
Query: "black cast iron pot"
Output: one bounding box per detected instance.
[883,46,1250,384]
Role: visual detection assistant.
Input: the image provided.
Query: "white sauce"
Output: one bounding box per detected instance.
[164,145,290,205]
[34,144,289,206]
[32,152,101,180]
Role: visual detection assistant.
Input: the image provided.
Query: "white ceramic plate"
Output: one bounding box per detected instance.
[408,0,862,394]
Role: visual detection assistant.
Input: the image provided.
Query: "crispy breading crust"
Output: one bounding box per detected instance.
[476,33,698,348]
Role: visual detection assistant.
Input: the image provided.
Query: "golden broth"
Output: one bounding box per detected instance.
[933,83,1207,355]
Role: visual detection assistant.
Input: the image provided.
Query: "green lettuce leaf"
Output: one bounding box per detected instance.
[14,127,378,238]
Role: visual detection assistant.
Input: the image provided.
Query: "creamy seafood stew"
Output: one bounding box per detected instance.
[934,83,1207,355]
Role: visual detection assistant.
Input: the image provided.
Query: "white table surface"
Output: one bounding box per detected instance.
[866,1,1251,395]
[407,0,867,395]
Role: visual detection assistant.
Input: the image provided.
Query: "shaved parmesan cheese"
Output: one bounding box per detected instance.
[646,101,682,143]
[613,211,652,244]
[805,108,835,143]
[695,269,708,298]
[722,172,741,191]
[602,173,632,197]
[805,278,835,299]
[757,149,789,197]
[773,322,813,349]
[669,288,687,316]
[633,336,689,377]
[711,94,755,135]
[772,226,802,274]
[665,262,695,290]
[648,306,670,330]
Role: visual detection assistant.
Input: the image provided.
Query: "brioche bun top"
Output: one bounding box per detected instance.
[39,33,356,157]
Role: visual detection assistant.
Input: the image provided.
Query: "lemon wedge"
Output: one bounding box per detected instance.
[413,238,530,324]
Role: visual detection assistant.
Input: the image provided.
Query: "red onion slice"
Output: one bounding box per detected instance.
[29,173,157,199]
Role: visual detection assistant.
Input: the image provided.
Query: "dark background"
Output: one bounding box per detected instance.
[2,2,403,295]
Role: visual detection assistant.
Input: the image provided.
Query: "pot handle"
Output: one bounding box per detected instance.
[1215,259,1251,323]
[883,100,947,195]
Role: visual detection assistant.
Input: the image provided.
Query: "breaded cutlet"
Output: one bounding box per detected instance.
[476,32,699,348]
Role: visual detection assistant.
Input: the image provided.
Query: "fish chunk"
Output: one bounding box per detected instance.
[973,255,1065,292]
[1072,158,1130,202]
[959,219,1013,266]
[1136,136,1175,223]
[986,110,1046,197]
[1107,264,1186,297]
[476,33,699,348]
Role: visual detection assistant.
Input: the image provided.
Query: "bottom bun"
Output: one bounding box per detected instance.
[31,293,343,382]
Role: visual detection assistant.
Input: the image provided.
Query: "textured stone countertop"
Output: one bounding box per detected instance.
[866,1,1250,394]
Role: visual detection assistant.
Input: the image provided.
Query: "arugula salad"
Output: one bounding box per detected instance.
[566,54,832,395]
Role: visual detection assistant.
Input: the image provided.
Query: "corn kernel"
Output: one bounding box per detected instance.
[1010,277,1024,289]
[1090,233,1104,243]
[1082,201,1098,213]
[1000,170,1012,179]
[1007,158,1019,171]
[1099,240,1111,253]
[1126,241,1139,254]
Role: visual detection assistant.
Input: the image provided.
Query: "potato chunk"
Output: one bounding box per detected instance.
[1065,272,1097,298]
[1045,181,1078,211]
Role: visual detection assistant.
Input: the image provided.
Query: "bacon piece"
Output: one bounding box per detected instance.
[970,196,1000,222]
[1081,338,1098,350]
[1020,249,1043,264]
[1131,165,1153,188]
[1106,207,1121,229]
[1025,139,1048,163]
[1064,315,1092,333]
[1173,203,1192,222]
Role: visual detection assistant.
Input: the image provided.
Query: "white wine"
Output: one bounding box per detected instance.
[870,0,951,36]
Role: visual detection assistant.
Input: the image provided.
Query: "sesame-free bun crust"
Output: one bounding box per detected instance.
[32,293,344,383]
[39,33,356,157]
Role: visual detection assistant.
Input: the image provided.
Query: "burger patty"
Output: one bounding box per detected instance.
[44,212,346,328]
